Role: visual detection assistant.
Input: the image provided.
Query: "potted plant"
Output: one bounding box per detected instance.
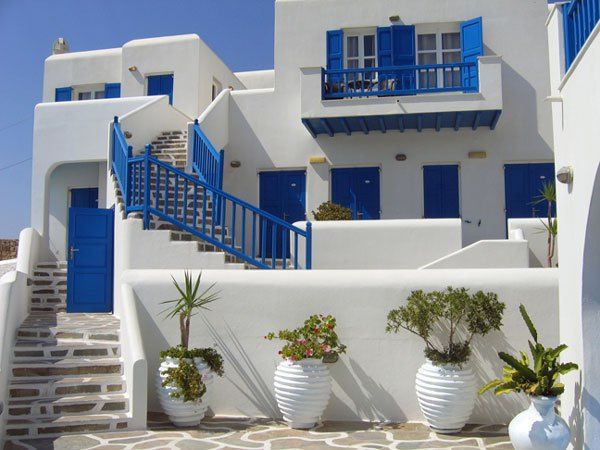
[265,314,346,429]
[532,181,558,267]
[386,287,505,433]
[156,270,224,427]
[480,304,578,450]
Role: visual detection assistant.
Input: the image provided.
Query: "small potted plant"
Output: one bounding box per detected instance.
[265,314,346,429]
[480,305,578,450]
[156,270,224,427]
[386,287,505,433]
[312,202,352,221]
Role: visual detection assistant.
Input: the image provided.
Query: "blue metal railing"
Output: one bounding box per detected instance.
[563,0,600,69]
[322,62,479,100]
[191,120,224,190]
[111,117,312,270]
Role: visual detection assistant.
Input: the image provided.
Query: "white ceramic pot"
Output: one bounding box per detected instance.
[415,360,477,433]
[508,396,570,450]
[274,358,331,429]
[156,356,214,427]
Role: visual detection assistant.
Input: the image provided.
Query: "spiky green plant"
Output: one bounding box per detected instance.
[161,270,220,349]
[532,181,558,267]
[480,304,578,397]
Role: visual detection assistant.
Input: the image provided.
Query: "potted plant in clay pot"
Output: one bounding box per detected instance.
[156,270,225,427]
[386,287,505,434]
[265,314,346,429]
[480,304,578,450]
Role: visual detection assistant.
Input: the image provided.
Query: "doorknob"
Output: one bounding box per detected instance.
[69,246,79,260]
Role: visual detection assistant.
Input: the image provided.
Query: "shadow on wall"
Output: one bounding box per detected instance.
[580,162,600,449]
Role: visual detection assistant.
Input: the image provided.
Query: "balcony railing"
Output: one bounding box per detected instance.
[322,62,479,100]
[563,0,600,69]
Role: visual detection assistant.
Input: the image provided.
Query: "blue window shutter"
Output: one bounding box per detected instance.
[326,30,344,84]
[424,165,460,218]
[55,87,72,102]
[391,25,416,91]
[162,74,174,105]
[461,17,483,90]
[377,27,392,67]
[104,83,121,98]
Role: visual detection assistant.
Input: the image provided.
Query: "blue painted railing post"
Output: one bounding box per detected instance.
[112,116,118,165]
[143,144,152,230]
[306,221,312,270]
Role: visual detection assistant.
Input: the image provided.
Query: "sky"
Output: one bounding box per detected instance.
[0,0,275,238]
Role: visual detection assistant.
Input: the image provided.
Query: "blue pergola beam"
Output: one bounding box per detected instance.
[435,113,442,132]
[490,110,501,130]
[302,119,317,138]
[378,116,387,133]
[320,118,334,137]
[417,115,423,132]
[340,118,351,135]
[358,117,369,134]
[454,113,462,131]
[398,116,405,133]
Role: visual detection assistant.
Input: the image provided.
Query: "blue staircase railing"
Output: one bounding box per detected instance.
[111,117,312,270]
[191,119,224,190]
[563,0,600,69]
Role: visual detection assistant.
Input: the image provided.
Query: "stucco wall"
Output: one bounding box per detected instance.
[507,218,556,268]
[121,267,559,425]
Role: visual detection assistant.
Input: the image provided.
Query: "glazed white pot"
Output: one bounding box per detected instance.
[415,360,477,433]
[156,356,214,427]
[508,396,570,450]
[274,358,331,429]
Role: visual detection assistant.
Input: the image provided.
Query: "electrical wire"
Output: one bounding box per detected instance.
[0,157,32,173]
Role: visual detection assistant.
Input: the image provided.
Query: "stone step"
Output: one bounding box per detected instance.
[33,270,67,278]
[31,287,67,296]
[7,394,128,419]
[5,412,130,438]
[9,375,126,400]
[30,304,67,314]
[35,262,67,270]
[11,358,123,378]
[13,340,120,360]
[17,313,119,342]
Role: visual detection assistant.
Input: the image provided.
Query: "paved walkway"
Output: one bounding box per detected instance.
[5,413,512,449]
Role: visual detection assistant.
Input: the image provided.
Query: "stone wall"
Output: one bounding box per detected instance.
[0,240,18,260]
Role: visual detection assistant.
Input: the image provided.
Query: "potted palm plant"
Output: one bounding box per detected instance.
[156,270,224,427]
[480,305,578,450]
[532,181,558,267]
[386,287,505,433]
[265,314,346,429]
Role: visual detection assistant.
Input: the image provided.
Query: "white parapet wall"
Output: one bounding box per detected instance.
[507,218,556,268]
[293,219,462,269]
[122,267,558,425]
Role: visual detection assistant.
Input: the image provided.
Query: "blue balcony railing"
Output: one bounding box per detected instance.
[563,0,600,69]
[322,62,479,100]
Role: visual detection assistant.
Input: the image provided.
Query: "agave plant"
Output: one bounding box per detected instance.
[480,304,578,397]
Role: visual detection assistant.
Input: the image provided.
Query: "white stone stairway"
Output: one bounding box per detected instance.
[4,262,130,439]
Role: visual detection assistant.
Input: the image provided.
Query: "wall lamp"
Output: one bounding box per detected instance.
[556,166,573,184]
[230,160,241,168]
[128,66,138,72]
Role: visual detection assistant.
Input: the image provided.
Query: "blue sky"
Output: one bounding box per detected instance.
[0,0,274,238]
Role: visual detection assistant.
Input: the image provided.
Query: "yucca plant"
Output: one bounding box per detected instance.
[480,304,578,397]
[161,270,220,349]
[532,181,558,267]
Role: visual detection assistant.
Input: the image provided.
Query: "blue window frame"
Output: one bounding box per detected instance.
[147,74,174,104]
[423,165,460,219]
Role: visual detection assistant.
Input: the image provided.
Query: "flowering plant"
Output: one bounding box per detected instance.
[265,314,346,362]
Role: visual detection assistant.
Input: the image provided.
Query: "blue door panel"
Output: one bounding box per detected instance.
[147,74,174,104]
[104,83,121,98]
[331,167,380,220]
[259,170,306,259]
[505,163,556,219]
[55,87,72,102]
[67,208,114,313]
[424,165,460,219]
[461,17,483,90]
[71,188,98,209]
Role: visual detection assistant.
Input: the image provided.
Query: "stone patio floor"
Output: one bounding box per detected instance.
[5,413,513,450]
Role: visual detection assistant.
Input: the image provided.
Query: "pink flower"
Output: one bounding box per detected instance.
[305,349,314,357]
[322,345,331,352]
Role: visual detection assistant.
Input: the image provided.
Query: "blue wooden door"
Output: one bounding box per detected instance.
[259,170,306,258]
[147,74,174,104]
[331,167,380,220]
[70,188,98,208]
[423,165,460,218]
[504,163,555,218]
[67,208,114,313]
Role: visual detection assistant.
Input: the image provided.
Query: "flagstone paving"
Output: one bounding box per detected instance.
[5,413,512,449]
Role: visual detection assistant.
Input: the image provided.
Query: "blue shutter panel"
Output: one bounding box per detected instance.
[391,25,416,92]
[377,27,392,67]
[55,87,72,102]
[104,83,121,98]
[441,165,460,218]
[461,17,483,90]
[162,75,174,105]
[326,30,344,84]
[424,165,460,218]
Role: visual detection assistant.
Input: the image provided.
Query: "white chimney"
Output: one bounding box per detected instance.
[52,38,69,55]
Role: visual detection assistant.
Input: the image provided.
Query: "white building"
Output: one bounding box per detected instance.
[0,0,581,443]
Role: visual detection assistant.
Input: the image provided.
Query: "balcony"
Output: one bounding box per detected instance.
[300,56,503,137]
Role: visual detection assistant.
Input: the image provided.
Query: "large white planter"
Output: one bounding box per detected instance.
[415,360,477,433]
[508,396,570,450]
[274,358,331,429]
[156,356,214,427]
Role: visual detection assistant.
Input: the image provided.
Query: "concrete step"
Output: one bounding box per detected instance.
[17,313,119,342]
[13,340,120,360]
[7,393,128,419]
[8,375,126,400]
[35,262,67,270]
[11,358,123,378]
[5,412,130,438]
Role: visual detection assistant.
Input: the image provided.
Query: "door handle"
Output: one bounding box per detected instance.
[69,246,79,260]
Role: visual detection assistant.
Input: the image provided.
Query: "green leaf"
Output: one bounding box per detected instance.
[519,304,538,343]
[494,382,520,396]
[498,352,538,382]
[557,362,579,375]
[479,379,503,395]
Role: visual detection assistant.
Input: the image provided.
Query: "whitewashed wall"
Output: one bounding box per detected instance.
[547,5,600,447]
[508,218,556,268]
[420,239,529,269]
[121,267,558,425]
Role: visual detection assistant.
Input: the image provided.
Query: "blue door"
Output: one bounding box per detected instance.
[70,188,98,208]
[331,167,380,220]
[67,208,114,313]
[147,74,174,104]
[504,163,556,218]
[423,165,460,218]
[259,170,306,258]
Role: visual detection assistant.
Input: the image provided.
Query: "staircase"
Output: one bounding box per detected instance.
[4,262,129,438]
